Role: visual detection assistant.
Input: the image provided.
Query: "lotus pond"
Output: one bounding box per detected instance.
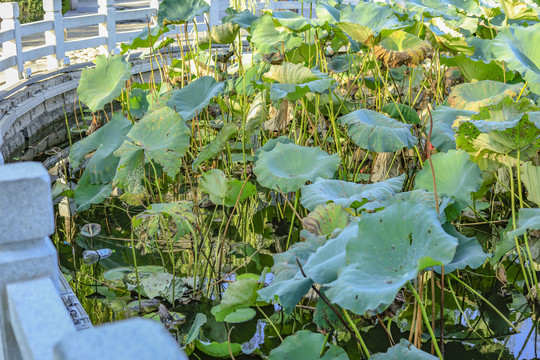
[49,0,540,358]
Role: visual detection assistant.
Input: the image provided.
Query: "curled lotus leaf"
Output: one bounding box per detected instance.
[414,150,482,207]
[338,2,401,45]
[254,136,294,160]
[304,200,458,316]
[77,55,132,113]
[339,109,418,153]
[120,25,172,53]
[374,31,433,68]
[199,22,240,49]
[371,339,438,359]
[250,15,303,55]
[446,80,523,111]
[492,23,540,95]
[300,174,405,211]
[268,330,349,360]
[264,62,332,101]
[253,142,340,193]
[157,0,209,25]
[303,203,352,238]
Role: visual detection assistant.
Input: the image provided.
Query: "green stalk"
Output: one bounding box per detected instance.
[407,283,443,360]
[342,309,370,358]
[448,273,518,332]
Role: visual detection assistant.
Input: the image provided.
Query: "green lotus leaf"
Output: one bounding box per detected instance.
[257,234,320,313]
[425,23,475,56]
[113,107,190,191]
[300,174,405,211]
[223,307,256,323]
[133,202,195,240]
[199,22,240,49]
[382,102,421,125]
[371,339,437,359]
[254,136,294,160]
[167,76,225,121]
[303,203,352,238]
[492,23,540,95]
[69,114,132,184]
[433,224,486,273]
[339,109,418,153]
[224,9,258,29]
[157,0,209,25]
[199,169,257,207]
[499,0,540,21]
[120,25,172,53]
[429,106,476,151]
[185,313,207,344]
[305,200,458,315]
[264,62,332,101]
[253,142,340,193]
[212,276,261,321]
[522,162,540,206]
[192,123,237,170]
[74,173,113,212]
[194,340,242,358]
[77,55,132,113]
[337,2,400,45]
[374,31,432,68]
[466,97,539,132]
[272,10,321,31]
[414,150,482,207]
[268,330,349,360]
[446,80,523,111]
[315,1,341,25]
[457,114,540,156]
[379,190,456,224]
[250,15,303,54]
[327,54,355,73]
[507,208,540,239]
[125,88,150,119]
[406,0,482,20]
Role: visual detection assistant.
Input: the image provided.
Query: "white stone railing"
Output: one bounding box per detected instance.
[0,0,314,87]
[0,161,189,359]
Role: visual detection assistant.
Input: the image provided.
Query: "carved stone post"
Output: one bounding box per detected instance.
[98,0,116,54]
[0,162,65,359]
[43,0,65,70]
[0,2,23,85]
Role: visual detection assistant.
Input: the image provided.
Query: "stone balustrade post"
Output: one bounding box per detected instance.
[98,0,116,54]
[206,0,220,29]
[0,162,65,359]
[43,0,65,70]
[0,2,23,85]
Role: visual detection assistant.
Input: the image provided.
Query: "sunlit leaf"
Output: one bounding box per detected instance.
[446,80,523,111]
[77,55,132,113]
[374,30,432,68]
[250,15,303,54]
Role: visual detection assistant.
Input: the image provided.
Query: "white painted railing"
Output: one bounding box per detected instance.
[0,0,316,87]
